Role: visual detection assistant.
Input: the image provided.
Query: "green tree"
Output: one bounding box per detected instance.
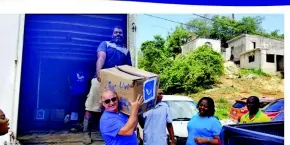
[186,15,284,48]
[138,35,173,75]
[166,26,191,58]
[161,45,224,94]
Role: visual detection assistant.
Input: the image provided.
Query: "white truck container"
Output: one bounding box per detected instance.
[0,14,137,144]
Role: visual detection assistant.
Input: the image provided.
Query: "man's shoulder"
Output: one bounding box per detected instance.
[240,113,248,121]
[101,111,118,121]
[159,102,169,107]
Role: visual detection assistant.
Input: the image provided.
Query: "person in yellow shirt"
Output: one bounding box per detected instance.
[239,96,271,124]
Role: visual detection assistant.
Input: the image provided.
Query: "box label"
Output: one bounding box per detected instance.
[143,77,157,103]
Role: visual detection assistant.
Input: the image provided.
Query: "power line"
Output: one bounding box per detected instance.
[192,13,283,39]
[144,14,283,40]
[144,14,199,29]
[192,13,242,32]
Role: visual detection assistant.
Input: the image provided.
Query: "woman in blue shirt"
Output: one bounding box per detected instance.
[186,97,222,145]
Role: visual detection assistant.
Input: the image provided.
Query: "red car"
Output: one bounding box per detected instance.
[262,98,284,119]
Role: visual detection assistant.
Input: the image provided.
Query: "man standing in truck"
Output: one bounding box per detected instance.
[83,26,132,142]
[239,96,271,124]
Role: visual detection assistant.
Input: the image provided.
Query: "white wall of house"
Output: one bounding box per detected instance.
[0,14,25,144]
[260,50,276,74]
[240,49,261,70]
[195,38,221,53]
[182,38,221,54]
[245,35,284,50]
[227,37,246,61]
[260,49,284,74]
[223,47,231,61]
[240,49,284,74]
[228,34,284,63]
[181,40,197,54]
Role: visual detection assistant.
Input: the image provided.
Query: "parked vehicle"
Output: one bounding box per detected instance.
[262,98,284,119]
[220,121,284,145]
[229,97,275,121]
[137,95,198,145]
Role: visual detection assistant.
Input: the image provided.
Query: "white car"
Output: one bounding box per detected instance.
[137,95,198,145]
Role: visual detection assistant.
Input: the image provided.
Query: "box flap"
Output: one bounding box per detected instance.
[116,65,158,78]
[101,67,144,80]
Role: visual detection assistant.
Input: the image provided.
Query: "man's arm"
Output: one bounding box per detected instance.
[118,95,143,136]
[167,123,175,144]
[166,105,175,144]
[96,41,107,82]
[96,52,106,82]
[194,136,220,145]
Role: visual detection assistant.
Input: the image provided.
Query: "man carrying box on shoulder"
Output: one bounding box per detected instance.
[100,90,143,145]
[83,26,132,141]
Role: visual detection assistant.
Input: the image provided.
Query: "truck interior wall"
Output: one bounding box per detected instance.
[17,14,128,134]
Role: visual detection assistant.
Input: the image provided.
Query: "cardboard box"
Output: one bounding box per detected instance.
[100,65,159,115]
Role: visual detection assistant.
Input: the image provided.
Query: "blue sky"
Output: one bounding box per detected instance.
[137,14,284,49]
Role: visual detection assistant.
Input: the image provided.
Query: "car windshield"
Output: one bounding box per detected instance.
[163,101,198,121]
[233,102,246,108]
[273,111,284,121]
[263,99,284,112]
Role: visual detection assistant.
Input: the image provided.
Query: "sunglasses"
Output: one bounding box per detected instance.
[103,97,117,104]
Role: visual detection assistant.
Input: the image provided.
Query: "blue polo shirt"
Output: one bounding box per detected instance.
[186,114,222,145]
[94,41,132,78]
[100,110,137,145]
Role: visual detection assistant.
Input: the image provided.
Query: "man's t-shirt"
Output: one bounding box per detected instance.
[100,110,137,145]
[94,41,132,78]
[239,109,271,124]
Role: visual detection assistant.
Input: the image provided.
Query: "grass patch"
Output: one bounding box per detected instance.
[239,68,270,77]
[215,97,231,120]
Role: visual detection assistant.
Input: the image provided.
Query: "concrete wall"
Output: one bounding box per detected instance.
[227,37,246,61]
[240,49,284,74]
[228,34,284,62]
[260,50,276,74]
[0,14,25,144]
[245,35,284,50]
[181,40,197,54]
[195,38,221,53]
[223,47,231,61]
[240,49,261,70]
[260,49,284,74]
[181,38,221,54]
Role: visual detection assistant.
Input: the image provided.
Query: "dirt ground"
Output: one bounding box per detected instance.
[190,75,284,101]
